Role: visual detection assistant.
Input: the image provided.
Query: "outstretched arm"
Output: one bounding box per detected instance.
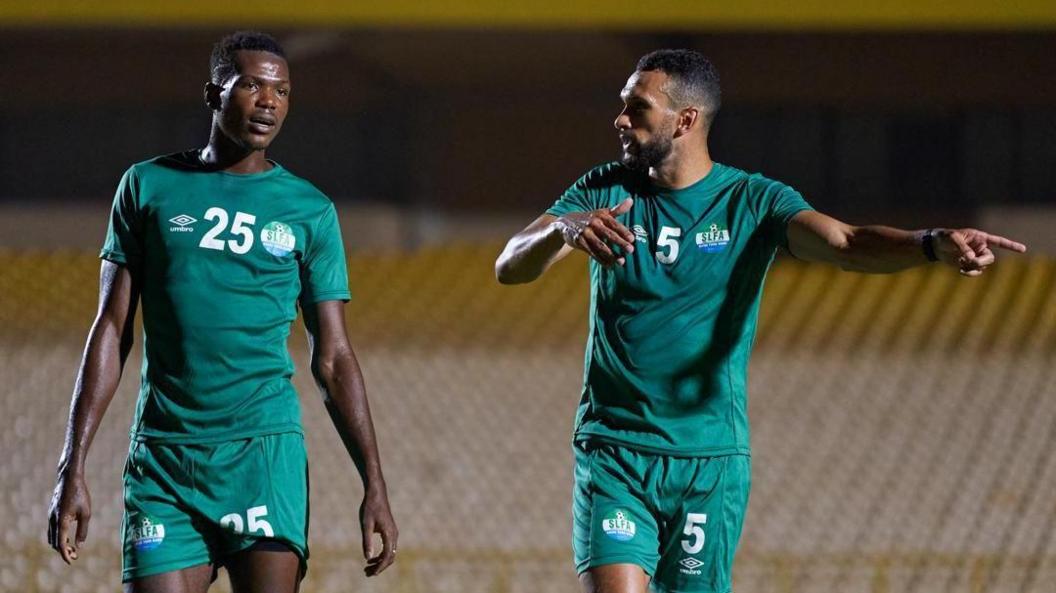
[302,300,397,576]
[787,210,1027,275]
[48,260,139,564]
[496,198,636,284]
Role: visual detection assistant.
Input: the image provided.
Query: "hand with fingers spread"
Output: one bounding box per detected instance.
[556,198,636,266]
[47,472,92,565]
[360,486,398,577]
[933,228,1027,277]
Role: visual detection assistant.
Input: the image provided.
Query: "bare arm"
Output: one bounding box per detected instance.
[495,198,635,284]
[48,260,139,564]
[302,300,397,576]
[787,210,1027,275]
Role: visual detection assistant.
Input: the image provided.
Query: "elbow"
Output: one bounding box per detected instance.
[495,255,529,285]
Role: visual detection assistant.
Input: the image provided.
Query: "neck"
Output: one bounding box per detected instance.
[648,140,713,190]
[200,124,272,174]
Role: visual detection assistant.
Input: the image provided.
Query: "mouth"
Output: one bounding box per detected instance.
[248,114,277,134]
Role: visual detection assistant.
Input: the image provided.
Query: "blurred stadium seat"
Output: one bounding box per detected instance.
[2,247,1054,592]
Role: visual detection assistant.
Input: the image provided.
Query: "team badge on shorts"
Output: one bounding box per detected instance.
[129,516,166,551]
[261,221,297,256]
[601,509,637,541]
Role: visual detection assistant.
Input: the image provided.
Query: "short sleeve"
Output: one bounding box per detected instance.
[545,165,613,217]
[756,181,814,249]
[300,204,351,304]
[99,167,143,265]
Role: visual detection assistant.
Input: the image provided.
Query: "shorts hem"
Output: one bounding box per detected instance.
[122,556,212,583]
[576,555,656,576]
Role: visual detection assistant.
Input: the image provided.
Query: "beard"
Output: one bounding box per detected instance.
[619,130,674,172]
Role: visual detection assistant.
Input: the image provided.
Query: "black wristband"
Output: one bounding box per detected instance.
[922,228,940,262]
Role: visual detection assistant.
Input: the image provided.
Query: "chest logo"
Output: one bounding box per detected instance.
[261,221,296,257]
[632,225,649,244]
[168,214,197,233]
[602,509,637,541]
[696,224,730,253]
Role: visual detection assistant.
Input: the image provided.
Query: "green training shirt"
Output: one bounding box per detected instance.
[101,151,350,444]
[547,162,812,456]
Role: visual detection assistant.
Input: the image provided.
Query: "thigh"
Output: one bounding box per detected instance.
[572,442,661,578]
[124,564,213,593]
[226,542,303,593]
[122,442,214,583]
[654,455,751,593]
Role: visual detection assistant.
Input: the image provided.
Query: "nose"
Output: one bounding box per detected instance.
[614,108,630,131]
[256,88,278,110]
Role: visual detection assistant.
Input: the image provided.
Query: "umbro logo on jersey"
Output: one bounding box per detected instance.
[169,214,197,233]
[632,225,649,244]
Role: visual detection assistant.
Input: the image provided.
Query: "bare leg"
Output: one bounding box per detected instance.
[581,563,651,593]
[124,563,213,593]
[226,543,303,593]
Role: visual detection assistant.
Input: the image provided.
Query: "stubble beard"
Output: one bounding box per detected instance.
[620,130,674,172]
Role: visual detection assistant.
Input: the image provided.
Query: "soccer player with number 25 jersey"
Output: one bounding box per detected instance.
[496,50,1026,593]
[47,32,397,593]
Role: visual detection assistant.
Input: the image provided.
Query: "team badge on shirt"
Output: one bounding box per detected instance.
[261,221,296,256]
[601,509,637,541]
[696,224,730,253]
[129,516,166,551]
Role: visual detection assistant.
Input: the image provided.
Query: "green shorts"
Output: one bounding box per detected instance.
[572,441,751,593]
[121,432,309,582]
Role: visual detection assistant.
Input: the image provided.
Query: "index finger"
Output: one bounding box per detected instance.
[597,214,636,244]
[986,234,1027,253]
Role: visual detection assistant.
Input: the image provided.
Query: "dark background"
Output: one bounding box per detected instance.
[2,29,1054,225]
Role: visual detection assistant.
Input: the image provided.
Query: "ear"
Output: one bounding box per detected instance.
[204,82,223,111]
[673,107,700,138]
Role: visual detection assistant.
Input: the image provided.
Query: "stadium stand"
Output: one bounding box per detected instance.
[1,246,1054,592]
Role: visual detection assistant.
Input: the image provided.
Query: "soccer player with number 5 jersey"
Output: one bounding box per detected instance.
[47,32,397,593]
[496,50,1026,593]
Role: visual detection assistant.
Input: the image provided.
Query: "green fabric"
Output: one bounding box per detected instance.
[548,162,812,456]
[121,432,309,581]
[572,443,751,593]
[102,151,350,443]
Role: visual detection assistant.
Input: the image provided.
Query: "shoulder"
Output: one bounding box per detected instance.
[272,165,335,209]
[737,166,795,197]
[130,150,200,175]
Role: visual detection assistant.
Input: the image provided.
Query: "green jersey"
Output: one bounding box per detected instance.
[547,162,812,456]
[102,151,350,444]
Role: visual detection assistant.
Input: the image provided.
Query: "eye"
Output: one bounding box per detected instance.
[277,88,290,97]
[242,80,259,91]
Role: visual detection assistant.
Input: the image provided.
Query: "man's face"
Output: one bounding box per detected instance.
[214,50,290,151]
[613,70,678,171]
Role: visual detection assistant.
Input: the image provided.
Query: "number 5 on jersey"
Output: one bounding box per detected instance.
[656,226,681,264]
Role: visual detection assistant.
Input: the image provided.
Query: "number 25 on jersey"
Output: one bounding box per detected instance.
[199,207,256,254]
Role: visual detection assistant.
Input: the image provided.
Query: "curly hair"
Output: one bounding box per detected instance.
[209,31,286,85]
[636,49,721,124]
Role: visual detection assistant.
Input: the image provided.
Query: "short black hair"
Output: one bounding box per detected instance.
[636,49,721,125]
[210,31,286,85]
